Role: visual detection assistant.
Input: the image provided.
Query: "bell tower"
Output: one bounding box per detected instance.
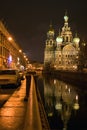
[44,23,56,69]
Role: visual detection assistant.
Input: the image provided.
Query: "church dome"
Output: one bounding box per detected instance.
[56,36,63,43]
[64,11,69,22]
[63,44,75,51]
[73,33,80,43]
[73,37,80,43]
[64,15,68,22]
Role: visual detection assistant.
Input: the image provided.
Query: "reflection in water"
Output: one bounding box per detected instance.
[43,77,80,130]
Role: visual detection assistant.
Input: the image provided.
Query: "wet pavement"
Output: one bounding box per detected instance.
[0,88,15,108]
[0,80,27,130]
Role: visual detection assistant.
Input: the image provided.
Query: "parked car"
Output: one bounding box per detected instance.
[0,69,21,87]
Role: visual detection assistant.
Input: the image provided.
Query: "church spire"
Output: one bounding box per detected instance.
[64,10,69,23]
[49,21,54,32]
[47,22,55,39]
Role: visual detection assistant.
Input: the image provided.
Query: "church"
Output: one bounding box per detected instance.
[44,13,81,70]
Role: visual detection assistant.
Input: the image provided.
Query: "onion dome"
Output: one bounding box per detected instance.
[73,95,80,110]
[56,29,63,44]
[64,11,69,22]
[64,15,68,22]
[56,36,63,43]
[73,37,80,44]
[73,103,80,110]
[73,33,80,44]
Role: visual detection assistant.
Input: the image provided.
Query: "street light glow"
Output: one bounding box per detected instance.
[8,37,12,41]
[19,49,22,53]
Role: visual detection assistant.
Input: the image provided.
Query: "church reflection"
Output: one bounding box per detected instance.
[43,77,80,130]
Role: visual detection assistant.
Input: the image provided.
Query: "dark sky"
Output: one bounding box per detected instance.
[0,0,87,62]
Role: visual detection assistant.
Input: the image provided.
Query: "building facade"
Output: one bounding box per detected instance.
[0,21,26,69]
[44,13,81,70]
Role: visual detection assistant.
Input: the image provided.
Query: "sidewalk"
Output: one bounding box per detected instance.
[0,75,50,130]
[23,75,42,130]
[0,79,27,130]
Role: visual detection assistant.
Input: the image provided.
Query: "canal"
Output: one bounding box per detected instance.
[37,74,87,130]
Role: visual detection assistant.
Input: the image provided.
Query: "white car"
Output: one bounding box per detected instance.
[0,69,21,87]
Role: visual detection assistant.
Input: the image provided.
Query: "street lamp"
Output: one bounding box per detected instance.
[8,37,12,41]
[19,49,22,53]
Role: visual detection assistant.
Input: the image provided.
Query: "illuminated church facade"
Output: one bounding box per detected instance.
[44,13,81,70]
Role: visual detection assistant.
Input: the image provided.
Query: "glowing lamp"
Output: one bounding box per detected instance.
[8,37,12,41]
[19,49,22,53]
[8,55,12,63]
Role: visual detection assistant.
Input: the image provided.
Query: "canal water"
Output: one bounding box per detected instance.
[37,75,87,130]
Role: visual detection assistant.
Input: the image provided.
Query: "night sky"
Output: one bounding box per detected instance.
[0,0,87,62]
